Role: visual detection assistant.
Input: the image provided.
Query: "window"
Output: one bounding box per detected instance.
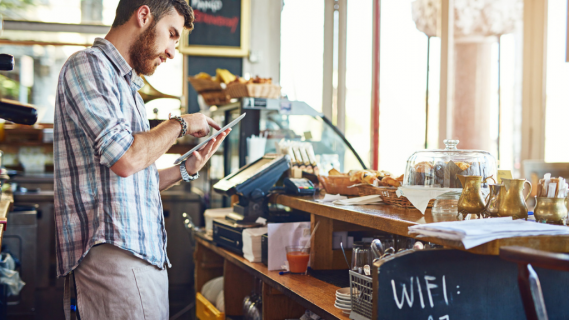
[378,0,436,175]
[280,0,325,113]
[544,0,569,162]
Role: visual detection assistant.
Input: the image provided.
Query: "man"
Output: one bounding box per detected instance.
[53,1,226,319]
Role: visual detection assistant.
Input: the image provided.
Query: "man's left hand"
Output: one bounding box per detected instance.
[185,128,231,175]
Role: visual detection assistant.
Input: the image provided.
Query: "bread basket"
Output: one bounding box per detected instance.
[357,185,434,209]
[318,175,360,196]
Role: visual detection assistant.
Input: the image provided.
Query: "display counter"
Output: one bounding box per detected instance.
[194,194,569,319]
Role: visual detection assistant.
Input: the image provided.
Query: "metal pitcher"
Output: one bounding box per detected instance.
[498,178,532,220]
[533,197,568,225]
[457,175,495,216]
[484,184,504,217]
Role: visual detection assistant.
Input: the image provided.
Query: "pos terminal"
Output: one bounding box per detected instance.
[213,154,290,223]
[212,154,315,253]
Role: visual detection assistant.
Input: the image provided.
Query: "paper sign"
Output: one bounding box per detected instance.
[497,170,513,184]
[267,222,311,271]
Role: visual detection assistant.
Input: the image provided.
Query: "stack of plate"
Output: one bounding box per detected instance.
[334,288,352,314]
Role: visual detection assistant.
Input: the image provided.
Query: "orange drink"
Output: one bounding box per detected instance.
[286,246,310,274]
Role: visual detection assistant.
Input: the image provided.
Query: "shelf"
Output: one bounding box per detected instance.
[0,192,14,253]
[195,235,349,320]
[272,194,569,255]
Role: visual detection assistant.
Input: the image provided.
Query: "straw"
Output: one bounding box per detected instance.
[304,221,320,249]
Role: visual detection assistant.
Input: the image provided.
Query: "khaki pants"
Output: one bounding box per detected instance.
[73,244,169,320]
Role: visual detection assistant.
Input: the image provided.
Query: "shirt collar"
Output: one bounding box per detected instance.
[92,37,144,90]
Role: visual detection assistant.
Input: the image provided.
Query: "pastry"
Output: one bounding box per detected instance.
[414,161,434,173]
[329,168,343,176]
[382,176,401,187]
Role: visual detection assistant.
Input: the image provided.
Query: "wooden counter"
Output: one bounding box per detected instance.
[195,235,349,320]
[273,194,569,255]
[0,191,14,251]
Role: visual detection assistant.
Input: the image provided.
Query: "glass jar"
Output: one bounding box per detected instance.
[403,139,497,188]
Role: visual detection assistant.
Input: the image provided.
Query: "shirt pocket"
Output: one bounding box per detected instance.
[132,264,169,320]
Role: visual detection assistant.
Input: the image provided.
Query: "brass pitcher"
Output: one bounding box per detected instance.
[533,197,568,225]
[484,184,504,217]
[498,179,532,220]
[457,175,496,215]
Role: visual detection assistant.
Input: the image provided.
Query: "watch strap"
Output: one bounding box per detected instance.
[180,160,199,182]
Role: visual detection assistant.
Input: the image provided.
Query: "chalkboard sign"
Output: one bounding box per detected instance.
[179,0,250,57]
[186,55,242,113]
[374,249,569,319]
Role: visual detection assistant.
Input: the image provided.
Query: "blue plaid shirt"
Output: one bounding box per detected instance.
[54,38,170,277]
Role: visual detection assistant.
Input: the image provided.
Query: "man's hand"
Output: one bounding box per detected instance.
[182,113,221,138]
[185,128,231,175]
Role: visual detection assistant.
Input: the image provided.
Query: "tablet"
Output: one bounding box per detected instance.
[173,112,246,165]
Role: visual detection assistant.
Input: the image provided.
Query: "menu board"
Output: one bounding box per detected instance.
[180,0,249,56]
[375,250,569,319]
[188,0,241,47]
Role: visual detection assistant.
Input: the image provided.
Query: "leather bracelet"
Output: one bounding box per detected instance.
[169,114,187,138]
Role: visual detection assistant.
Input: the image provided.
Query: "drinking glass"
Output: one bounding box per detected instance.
[352,248,372,274]
[286,246,310,274]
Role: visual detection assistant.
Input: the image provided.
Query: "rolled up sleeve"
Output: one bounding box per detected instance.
[63,51,134,168]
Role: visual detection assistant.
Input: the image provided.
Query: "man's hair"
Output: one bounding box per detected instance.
[112,0,194,31]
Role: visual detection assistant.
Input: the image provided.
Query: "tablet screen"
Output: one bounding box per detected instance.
[173,112,246,165]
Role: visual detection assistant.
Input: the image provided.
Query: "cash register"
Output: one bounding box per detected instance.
[212,154,315,253]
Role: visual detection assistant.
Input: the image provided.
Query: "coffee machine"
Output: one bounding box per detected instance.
[0,54,38,125]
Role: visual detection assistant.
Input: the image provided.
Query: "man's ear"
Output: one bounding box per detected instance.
[134,5,152,28]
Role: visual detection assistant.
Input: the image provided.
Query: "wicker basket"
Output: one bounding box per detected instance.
[318,175,360,196]
[188,76,222,92]
[226,83,281,99]
[357,185,434,209]
[201,91,230,106]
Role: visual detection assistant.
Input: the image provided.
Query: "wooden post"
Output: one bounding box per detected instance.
[262,283,305,320]
[438,0,455,147]
[194,242,224,293]
[521,0,548,163]
[223,260,254,316]
[371,0,381,170]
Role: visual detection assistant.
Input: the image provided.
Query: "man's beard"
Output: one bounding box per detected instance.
[130,23,163,76]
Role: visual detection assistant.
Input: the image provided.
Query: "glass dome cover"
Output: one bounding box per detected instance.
[403,140,497,188]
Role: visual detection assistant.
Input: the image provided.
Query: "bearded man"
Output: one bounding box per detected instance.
[53,1,226,319]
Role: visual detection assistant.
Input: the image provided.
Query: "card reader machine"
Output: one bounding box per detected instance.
[213,154,291,223]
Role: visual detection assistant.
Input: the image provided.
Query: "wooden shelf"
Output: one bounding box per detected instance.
[0,192,14,252]
[273,194,569,255]
[195,236,349,320]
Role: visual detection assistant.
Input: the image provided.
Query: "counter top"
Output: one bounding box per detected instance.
[272,194,569,255]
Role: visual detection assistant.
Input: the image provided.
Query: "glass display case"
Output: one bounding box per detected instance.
[403,139,497,188]
[206,98,366,207]
[403,139,497,215]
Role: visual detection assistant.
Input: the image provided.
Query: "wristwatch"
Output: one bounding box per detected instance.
[180,160,199,182]
[169,113,187,138]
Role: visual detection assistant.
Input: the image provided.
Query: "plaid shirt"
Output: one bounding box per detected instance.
[54,38,169,277]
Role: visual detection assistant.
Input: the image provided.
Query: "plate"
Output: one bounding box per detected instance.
[334,303,351,311]
[335,300,351,308]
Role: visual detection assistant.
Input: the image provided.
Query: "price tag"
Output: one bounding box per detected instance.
[497,170,513,184]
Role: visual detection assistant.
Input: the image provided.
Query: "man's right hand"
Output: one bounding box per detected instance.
[182,113,221,138]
